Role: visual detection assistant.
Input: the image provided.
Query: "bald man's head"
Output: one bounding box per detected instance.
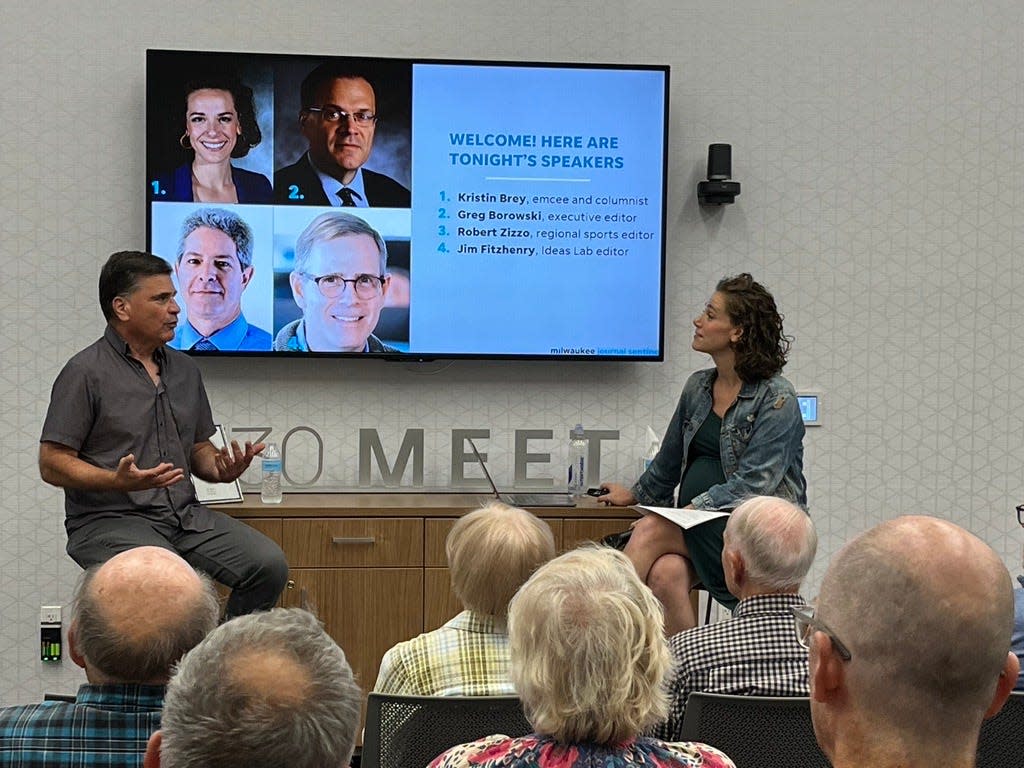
[813,516,1017,752]
[71,546,220,684]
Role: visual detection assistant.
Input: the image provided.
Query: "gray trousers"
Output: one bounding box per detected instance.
[66,510,289,618]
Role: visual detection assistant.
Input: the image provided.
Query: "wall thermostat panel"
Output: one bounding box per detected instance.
[797,392,822,427]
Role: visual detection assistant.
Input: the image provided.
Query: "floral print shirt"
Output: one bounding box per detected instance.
[428,733,736,768]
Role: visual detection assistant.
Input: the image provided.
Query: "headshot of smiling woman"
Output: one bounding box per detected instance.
[152,74,273,204]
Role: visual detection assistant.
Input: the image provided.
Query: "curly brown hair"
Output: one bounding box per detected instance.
[716,273,792,381]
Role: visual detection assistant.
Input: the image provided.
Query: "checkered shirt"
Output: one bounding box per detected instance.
[373,610,515,696]
[0,684,164,768]
[652,593,811,742]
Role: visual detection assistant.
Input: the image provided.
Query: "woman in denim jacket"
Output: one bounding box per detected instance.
[599,274,806,634]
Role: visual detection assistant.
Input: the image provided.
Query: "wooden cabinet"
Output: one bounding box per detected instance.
[282,518,423,568]
[283,569,423,704]
[228,494,637,728]
[278,517,424,698]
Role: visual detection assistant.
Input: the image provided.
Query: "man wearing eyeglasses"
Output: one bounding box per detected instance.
[274,212,398,353]
[807,516,1018,768]
[651,496,817,741]
[274,62,410,208]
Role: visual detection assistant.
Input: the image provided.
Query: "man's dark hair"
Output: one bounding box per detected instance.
[98,251,172,321]
[299,62,376,111]
[182,74,263,158]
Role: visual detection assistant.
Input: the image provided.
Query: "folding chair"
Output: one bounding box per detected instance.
[361,693,532,768]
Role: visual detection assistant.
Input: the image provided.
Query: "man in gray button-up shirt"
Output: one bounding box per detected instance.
[40,251,288,617]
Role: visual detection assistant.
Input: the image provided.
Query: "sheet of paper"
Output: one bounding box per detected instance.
[633,505,730,529]
[191,425,244,505]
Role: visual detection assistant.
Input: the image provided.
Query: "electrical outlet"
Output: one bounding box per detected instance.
[40,606,62,625]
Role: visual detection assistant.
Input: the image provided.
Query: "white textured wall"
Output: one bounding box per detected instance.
[3,0,1023,702]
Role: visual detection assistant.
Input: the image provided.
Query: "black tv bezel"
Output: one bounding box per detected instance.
[146,48,670,363]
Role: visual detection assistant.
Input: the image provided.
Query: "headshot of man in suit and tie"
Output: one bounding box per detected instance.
[274,61,411,208]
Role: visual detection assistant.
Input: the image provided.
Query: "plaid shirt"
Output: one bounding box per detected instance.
[373,610,515,696]
[0,684,164,768]
[652,593,810,741]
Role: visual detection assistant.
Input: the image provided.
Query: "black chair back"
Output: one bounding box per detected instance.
[361,693,532,768]
[679,692,830,768]
[679,688,1024,768]
[977,690,1024,768]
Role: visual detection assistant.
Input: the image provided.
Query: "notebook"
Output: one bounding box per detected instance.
[466,438,576,508]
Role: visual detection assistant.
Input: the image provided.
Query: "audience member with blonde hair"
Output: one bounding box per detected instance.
[429,546,736,768]
[374,501,555,696]
[807,516,1018,768]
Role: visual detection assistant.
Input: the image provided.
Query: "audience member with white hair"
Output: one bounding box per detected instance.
[654,495,817,740]
[429,546,736,768]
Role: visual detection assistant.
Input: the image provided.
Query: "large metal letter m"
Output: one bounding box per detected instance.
[358,429,425,486]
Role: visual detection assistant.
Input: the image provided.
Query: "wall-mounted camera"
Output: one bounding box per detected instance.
[697,143,741,205]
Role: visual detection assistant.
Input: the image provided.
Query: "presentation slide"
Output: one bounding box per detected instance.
[410,64,665,355]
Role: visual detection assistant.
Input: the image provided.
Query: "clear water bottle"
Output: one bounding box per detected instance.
[261,442,283,504]
[567,424,587,498]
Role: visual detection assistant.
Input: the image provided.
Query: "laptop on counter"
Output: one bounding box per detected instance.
[466,438,576,508]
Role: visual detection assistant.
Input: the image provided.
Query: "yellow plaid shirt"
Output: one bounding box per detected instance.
[373,610,515,696]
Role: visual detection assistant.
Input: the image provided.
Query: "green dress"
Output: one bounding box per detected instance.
[676,411,736,611]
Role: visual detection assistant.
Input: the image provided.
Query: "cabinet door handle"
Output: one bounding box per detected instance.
[331,536,376,545]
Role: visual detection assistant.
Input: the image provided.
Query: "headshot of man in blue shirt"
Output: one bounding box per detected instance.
[170,207,271,352]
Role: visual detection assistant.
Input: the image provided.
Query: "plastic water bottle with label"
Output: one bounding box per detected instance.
[261,442,282,504]
[567,424,587,498]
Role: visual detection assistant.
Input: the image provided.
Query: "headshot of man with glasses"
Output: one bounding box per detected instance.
[806,515,1018,768]
[274,61,411,208]
[275,212,399,353]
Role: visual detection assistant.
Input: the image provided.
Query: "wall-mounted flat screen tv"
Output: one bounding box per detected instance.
[147,49,669,361]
